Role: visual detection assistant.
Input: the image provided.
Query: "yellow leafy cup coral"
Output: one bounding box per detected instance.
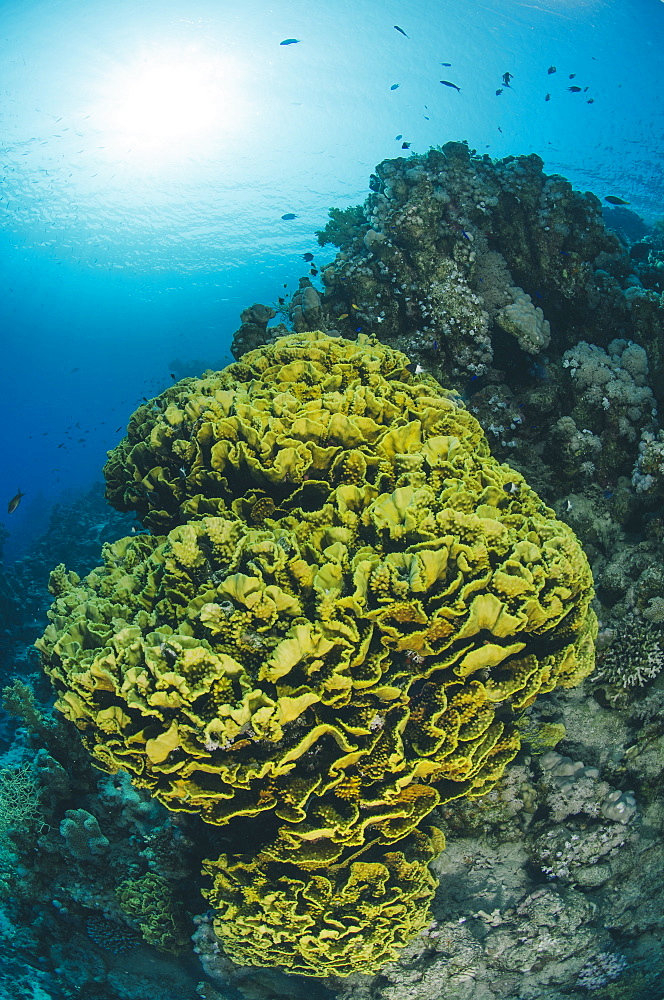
[38,331,597,976]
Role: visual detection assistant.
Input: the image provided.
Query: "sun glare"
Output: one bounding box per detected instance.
[117,62,217,139]
[99,46,246,155]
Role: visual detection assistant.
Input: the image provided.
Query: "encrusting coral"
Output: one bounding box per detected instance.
[38,331,596,976]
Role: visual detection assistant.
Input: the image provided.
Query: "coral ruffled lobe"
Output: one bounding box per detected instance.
[38,332,596,976]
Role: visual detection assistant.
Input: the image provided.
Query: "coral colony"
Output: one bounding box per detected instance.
[39,332,596,975]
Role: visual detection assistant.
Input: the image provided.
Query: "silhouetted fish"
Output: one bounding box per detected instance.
[394,25,409,37]
[547,65,556,74]
[302,252,314,261]
[568,86,582,92]
[440,80,461,92]
[281,213,297,220]
[390,84,399,90]
[502,72,513,86]
[7,489,24,514]
[604,196,630,205]
[280,38,300,45]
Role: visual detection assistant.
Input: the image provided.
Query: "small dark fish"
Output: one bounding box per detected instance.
[498,125,503,132]
[568,86,582,92]
[423,115,430,120]
[604,195,630,206]
[587,98,594,104]
[440,62,452,67]
[547,65,556,74]
[170,373,176,379]
[70,366,80,373]
[309,268,318,276]
[440,80,461,92]
[401,141,411,149]
[390,84,399,90]
[142,397,149,402]
[7,489,25,514]
[57,443,64,449]
[495,88,503,96]
[603,490,614,499]
[395,134,403,140]
[115,426,122,433]
[281,213,297,220]
[394,25,409,37]
[545,93,551,101]
[302,252,314,261]
[278,297,285,305]
[280,38,300,45]
[569,73,576,79]
[502,71,513,86]
[583,86,589,92]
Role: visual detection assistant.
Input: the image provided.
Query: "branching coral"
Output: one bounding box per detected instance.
[38,332,596,976]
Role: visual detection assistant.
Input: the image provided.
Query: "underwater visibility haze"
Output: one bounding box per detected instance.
[1,0,664,998]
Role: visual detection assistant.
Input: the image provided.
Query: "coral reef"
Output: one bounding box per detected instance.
[227,141,664,629]
[592,611,664,702]
[0,679,203,998]
[116,872,189,953]
[0,483,134,690]
[230,303,289,361]
[2,142,663,997]
[39,331,596,977]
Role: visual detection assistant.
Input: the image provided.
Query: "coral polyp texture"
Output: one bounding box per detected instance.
[38,331,597,976]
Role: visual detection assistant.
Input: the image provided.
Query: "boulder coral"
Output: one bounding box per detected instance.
[38,331,597,976]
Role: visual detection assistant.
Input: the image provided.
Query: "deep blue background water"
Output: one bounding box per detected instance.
[2,0,663,560]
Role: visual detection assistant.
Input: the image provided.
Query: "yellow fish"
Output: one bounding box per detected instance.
[7,489,25,514]
[338,313,349,321]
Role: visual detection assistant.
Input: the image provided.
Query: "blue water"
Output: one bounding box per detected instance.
[2,0,663,559]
